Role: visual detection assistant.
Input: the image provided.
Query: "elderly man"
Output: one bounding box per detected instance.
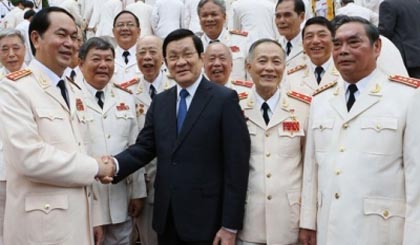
[101,28,250,245]
[0,27,27,245]
[284,17,339,95]
[198,0,249,80]
[203,42,253,96]
[77,37,145,245]
[275,0,306,68]
[299,16,420,245]
[0,7,114,244]
[237,38,310,245]
[112,10,142,86]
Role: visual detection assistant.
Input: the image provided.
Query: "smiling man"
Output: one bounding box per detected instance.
[102,28,250,245]
[0,29,26,77]
[237,39,310,245]
[112,10,142,85]
[284,16,339,95]
[0,7,114,244]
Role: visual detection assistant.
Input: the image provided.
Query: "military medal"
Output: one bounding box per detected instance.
[283,109,300,133]
[116,102,129,111]
[76,98,84,111]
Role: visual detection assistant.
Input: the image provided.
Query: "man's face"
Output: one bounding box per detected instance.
[31,12,78,75]
[275,0,304,41]
[247,42,285,93]
[0,35,25,72]
[70,27,84,68]
[136,37,163,82]
[199,1,226,40]
[332,22,380,83]
[113,13,141,50]
[303,24,333,66]
[203,43,232,85]
[80,48,115,90]
[165,37,203,88]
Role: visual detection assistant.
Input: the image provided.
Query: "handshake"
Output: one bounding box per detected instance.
[96,155,116,184]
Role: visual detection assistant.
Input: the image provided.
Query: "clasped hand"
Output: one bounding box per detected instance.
[95,155,115,184]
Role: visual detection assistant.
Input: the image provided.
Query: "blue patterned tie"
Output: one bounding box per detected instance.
[177,89,189,134]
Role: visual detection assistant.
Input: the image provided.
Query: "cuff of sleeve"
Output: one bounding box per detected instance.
[222,227,237,234]
[113,157,120,176]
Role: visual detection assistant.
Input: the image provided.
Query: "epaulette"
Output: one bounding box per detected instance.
[230,45,240,52]
[287,64,306,75]
[229,29,248,37]
[119,77,139,89]
[287,91,312,104]
[6,69,32,81]
[66,76,81,90]
[231,80,253,88]
[389,75,420,88]
[312,81,337,96]
[113,83,133,94]
[238,92,248,100]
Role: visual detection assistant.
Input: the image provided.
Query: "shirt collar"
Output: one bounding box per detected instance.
[309,56,332,73]
[203,29,226,44]
[176,74,203,99]
[343,69,377,94]
[145,70,163,91]
[254,87,281,112]
[83,79,108,98]
[31,58,64,86]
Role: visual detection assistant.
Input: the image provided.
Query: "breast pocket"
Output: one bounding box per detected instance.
[312,119,335,152]
[25,194,70,243]
[359,117,399,155]
[278,124,305,157]
[114,110,135,137]
[35,108,68,143]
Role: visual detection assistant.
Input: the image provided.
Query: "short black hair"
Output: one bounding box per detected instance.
[302,16,335,39]
[28,7,75,56]
[24,9,36,20]
[162,28,203,59]
[78,37,115,60]
[23,1,34,8]
[113,10,140,28]
[333,15,379,45]
[276,0,305,15]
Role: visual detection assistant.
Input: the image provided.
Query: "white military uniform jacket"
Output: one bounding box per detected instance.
[95,0,122,37]
[123,71,174,203]
[79,80,146,226]
[202,29,249,81]
[151,0,184,39]
[126,1,154,37]
[0,60,98,244]
[238,88,310,244]
[278,34,306,69]
[59,0,83,26]
[113,45,141,85]
[182,0,202,35]
[377,35,408,76]
[1,6,23,28]
[283,57,340,95]
[336,2,378,25]
[300,69,420,244]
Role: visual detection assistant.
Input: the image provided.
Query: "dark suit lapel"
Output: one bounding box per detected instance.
[173,78,213,152]
[165,86,178,149]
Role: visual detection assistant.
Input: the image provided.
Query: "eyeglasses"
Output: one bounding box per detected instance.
[114,22,137,29]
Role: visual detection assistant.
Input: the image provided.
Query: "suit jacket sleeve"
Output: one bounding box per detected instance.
[0,80,98,187]
[378,1,396,39]
[113,96,157,183]
[402,90,420,244]
[221,90,251,230]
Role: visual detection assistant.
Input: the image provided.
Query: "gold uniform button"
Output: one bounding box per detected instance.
[44,204,50,210]
[343,123,349,129]
[267,195,272,200]
[266,173,271,178]
[339,146,345,152]
[376,124,381,130]
[107,135,111,139]
[319,125,324,130]
[265,132,269,137]
[266,152,271,157]
[103,115,107,119]
[336,169,341,175]
[78,142,81,146]
[335,193,340,199]
[383,210,389,218]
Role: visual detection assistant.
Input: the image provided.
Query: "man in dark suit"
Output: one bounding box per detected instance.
[105,29,250,245]
[378,0,420,78]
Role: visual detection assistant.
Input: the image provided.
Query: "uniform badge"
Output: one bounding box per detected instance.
[119,77,139,89]
[116,102,129,111]
[136,103,144,116]
[312,80,338,96]
[229,29,248,37]
[287,91,311,104]
[283,109,300,133]
[231,80,253,88]
[238,92,248,100]
[230,45,240,52]
[287,64,306,75]
[76,98,85,111]
[388,75,420,88]
[6,69,32,81]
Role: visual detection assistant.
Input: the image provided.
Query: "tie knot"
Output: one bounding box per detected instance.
[286,41,292,55]
[348,84,358,93]
[70,69,76,80]
[122,51,130,58]
[315,66,324,75]
[179,89,189,99]
[261,102,269,111]
[149,85,156,98]
[57,79,66,89]
[209,39,220,44]
[95,91,104,100]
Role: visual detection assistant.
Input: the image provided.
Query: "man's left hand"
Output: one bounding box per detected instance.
[212,228,236,245]
[128,198,145,217]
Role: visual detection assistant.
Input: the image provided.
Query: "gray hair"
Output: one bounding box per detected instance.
[78,37,115,60]
[0,28,25,45]
[247,38,285,62]
[204,41,232,60]
[197,0,226,16]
